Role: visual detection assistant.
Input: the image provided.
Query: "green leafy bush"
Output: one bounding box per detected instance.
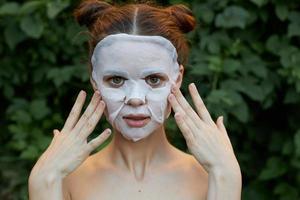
[0,0,299,199]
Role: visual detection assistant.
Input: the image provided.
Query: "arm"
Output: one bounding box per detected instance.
[207,164,242,200]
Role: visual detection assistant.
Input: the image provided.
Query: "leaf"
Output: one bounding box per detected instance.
[258,157,287,180]
[220,79,244,92]
[3,84,14,98]
[266,35,290,55]
[288,11,300,24]
[274,183,299,200]
[4,23,27,50]
[282,140,293,155]
[296,80,300,93]
[10,110,32,124]
[288,23,300,38]
[190,63,211,76]
[238,78,265,101]
[250,0,268,7]
[294,130,300,157]
[46,1,69,19]
[207,55,222,72]
[206,89,234,106]
[284,88,300,104]
[279,46,300,68]
[0,2,20,15]
[8,124,27,138]
[242,54,268,78]
[226,90,249,122]
[222,59,241,74]
[46,67,77,87]
[230,102,249,122]
[20,146,39,160]
[20,15,44,39]
[193,4,214,24]
[215,6,250,29]
[275,4,289,21]
[29,99,50,120]
[19,1,44,15]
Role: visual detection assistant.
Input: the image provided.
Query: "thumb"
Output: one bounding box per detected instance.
[216,116,234,149]
[51,129,60,144]
[216,116,226,133]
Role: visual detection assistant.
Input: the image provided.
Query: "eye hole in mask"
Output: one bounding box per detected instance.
[144,73,168,88]
[104,76,127,88]
[103,73,169,88]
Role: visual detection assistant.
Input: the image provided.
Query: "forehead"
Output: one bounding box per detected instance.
[94,40,175,71]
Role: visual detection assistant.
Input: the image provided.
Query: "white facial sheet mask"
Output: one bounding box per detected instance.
[91,33,180,142]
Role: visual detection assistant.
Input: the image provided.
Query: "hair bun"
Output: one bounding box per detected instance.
[74,0,113,29]
[168,4,196,33]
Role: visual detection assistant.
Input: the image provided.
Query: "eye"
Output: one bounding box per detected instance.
[106,76,125,87]
[145,75,165,88]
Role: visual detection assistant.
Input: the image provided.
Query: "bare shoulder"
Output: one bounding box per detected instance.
[62,153,107,198]
[169,146,209,196]
[171,145,208,176]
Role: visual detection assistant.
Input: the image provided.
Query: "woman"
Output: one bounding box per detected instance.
[28,0,242,199]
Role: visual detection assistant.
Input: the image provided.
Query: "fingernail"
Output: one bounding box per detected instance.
[221,116,224,122]
[100,100,105,106]
[171,86,176,93]
[106,129,111,134]
[53,129,59,135]
[174,112,181,121]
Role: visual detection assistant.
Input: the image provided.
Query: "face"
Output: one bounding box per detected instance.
[91,35,180,142]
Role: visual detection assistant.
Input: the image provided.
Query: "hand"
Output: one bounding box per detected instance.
[30,90,111,180]
[168,83,239,173]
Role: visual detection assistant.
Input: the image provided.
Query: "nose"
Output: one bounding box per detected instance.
[126,98,145,107]
[124,82,146,106]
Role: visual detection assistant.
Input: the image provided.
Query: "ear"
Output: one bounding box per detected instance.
[90,76,98,91]
[175,64,184,88]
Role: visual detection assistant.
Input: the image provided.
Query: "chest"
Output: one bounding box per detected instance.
[69,170,207,200]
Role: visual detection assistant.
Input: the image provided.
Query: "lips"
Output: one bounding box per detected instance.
[123,114,150,127]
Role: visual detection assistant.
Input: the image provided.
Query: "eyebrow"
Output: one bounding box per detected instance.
[140,68,168,77]
[102,69,129,77]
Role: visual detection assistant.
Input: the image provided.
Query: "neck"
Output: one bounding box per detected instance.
[105,125,174,181]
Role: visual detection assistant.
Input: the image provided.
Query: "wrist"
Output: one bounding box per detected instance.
[209,162,242,185]
[29,169,62,190]
[207,162,242,200]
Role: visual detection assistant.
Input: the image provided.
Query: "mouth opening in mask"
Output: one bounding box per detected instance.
[123,114,151,128]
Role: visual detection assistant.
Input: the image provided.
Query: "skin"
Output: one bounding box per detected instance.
[28,64,242,200]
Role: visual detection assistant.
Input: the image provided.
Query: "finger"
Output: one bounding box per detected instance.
[188,83,215,125]
[216,116,227,133]
[216,116,233,149]
[78,100,106,139]
[53,129,60,136]
[86,128,112,153]
[38,129,61,166]
[174,112,194,145]
[168,93,185,114]
[171,85,205,126]
[168,94,199,137]
[62,90,87,131]
[73,91,101,132]
[48,129,60,147]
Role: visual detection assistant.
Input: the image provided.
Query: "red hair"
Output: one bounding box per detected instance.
[73,0,197,74]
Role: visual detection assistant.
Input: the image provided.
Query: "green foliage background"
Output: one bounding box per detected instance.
[1,0,300,199]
